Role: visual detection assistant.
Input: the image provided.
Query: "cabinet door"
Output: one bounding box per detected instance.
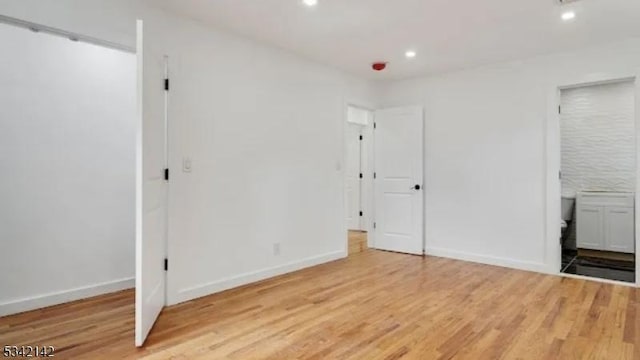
[577,205,605,250]
[605,207,635,253]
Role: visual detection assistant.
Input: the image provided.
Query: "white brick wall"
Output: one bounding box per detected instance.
[561,80,636,194]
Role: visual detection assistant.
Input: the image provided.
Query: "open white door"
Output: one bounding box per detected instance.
[346,123,363,231]
[373,106,424,255]
[135,20,168,347]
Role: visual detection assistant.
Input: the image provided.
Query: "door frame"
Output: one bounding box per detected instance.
[162,55,170,305]
[343,102,375,252]
[545,72,640,287]
[345,121,365,231]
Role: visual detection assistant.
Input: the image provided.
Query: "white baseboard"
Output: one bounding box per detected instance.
[172,250,347,305]
[425,246,551,274]
[0,277,134,317]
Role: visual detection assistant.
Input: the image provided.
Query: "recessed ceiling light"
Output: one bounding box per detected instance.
[405,50,417,59]
[561,11,576,21]
[302,0,318,7]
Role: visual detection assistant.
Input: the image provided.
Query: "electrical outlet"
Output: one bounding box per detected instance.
[273,243,281,256]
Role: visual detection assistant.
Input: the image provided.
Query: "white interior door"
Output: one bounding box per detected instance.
[373,106,424,255]
[346,123,363,231]
[135,20,168,347]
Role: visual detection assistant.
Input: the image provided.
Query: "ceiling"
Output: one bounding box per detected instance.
[153,0,640,80]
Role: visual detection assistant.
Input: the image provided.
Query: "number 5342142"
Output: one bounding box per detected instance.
[3,345,55,357]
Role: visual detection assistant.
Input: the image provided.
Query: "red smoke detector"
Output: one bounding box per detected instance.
[372,62,387,71]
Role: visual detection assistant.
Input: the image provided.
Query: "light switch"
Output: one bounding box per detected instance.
[183,157,192,173]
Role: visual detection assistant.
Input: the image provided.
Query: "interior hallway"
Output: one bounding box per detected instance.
[2,248,640,359]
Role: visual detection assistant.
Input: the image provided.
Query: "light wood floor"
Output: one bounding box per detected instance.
[348,230,367,255]
[2,250,640,359]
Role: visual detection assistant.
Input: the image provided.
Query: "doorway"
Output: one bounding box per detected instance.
[371,106,424,255]
[0,20,137,315]
[558,79,637,283]
[345,105,372,255]
[0,17,170,347]
[344,105,425,256]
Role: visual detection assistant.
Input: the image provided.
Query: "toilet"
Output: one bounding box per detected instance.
[561,191,576,235]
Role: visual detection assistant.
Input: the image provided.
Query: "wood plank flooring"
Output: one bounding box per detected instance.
[348,230,367,255]
[2,249,640,359]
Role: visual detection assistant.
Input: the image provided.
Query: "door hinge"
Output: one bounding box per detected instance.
[558,105,561,114]
[359,135,363,141]
[373,172,377,179]
[359,173,363,179]
[373,222,377,229]
[359,211,363,217]
[164,258,168,271]
[559,171,562,180]
[164,78,170,91]
[164,168,169,181]
[374,122,377,129]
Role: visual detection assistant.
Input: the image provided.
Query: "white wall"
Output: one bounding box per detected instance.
[561,81,636,193]
[0,0,378,306]
[0,23,136,316]
[379,38,640,273]
[163,19,378,304]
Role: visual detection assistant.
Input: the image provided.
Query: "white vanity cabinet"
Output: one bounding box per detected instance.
[576,192,635,253]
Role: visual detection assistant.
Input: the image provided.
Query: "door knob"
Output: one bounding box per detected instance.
[413,184,421,191]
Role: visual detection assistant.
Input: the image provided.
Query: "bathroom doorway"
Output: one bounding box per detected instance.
[559,79,637,283]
